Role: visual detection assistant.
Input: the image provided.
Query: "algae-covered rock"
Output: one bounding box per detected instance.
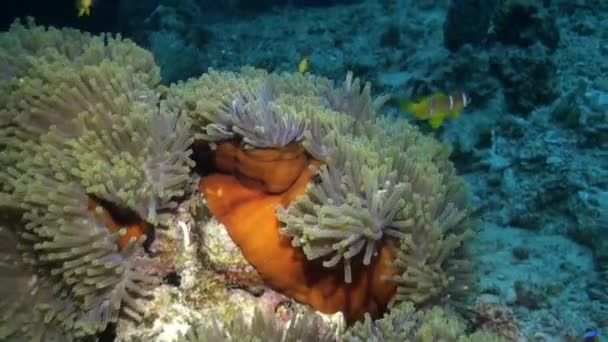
[443,0,498,51]
[493,0,560,50]
[490,44,558,114]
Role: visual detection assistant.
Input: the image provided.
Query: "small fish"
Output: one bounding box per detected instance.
[401,91,470,129]
[76,0,94,17]
[298,57,309,74]
[583,331,600,342]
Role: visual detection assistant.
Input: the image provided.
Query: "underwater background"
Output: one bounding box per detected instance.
[0,0,606,341]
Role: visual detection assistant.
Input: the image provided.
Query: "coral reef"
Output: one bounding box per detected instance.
[493,0,560,50]
[443,0,560,52]
[106,0,607,339]
[1,0,607,338]
[0,15,479,340]
[490,44,558,114]
[472,295,522,341]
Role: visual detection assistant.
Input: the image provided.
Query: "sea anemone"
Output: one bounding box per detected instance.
[0,19,192,337]
[66,97,194,223]
[0,17,158,84]
[0,17,161,194]
[344,301,504,341]
[177,306,335,342]
[0,224,73,342]
[192,69,475,321]
[9,132,157,337]
[0,19,477,338]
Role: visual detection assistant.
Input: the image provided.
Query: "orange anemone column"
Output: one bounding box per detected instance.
[200,141,397,322]
[88,198,150,249]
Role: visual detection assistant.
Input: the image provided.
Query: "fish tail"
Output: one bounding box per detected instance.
[400,100,412,113]
[429,116,444,128]
[401,100,422,117]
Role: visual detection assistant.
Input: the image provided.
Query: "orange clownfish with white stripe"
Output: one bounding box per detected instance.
[401,91,470,128]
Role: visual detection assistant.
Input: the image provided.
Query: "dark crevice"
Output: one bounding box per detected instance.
[163,271,182,287]
[97,322,117,342]
[90,195,155,250]
[190,140,216,176]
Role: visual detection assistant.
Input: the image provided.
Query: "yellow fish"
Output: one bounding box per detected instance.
[298,57,309,74]
[76,0,94,17]
[401,91,470,128]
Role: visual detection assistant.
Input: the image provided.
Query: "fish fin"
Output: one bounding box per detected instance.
[428,116,444,128]
[298,57,309,73]
[402,101,427,119]
[451,110,460,118]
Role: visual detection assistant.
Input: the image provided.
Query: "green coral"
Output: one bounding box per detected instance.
[176,306,335,342]
[344,302,504,342]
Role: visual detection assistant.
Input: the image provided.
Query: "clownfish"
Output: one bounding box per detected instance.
[298,57,309,74]
[583,331,600,342]
[76,0,94,17]
[401,91,470,129]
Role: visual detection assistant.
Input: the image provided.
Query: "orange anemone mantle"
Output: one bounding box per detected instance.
[199,140,397,322]
[88,198,150,250]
